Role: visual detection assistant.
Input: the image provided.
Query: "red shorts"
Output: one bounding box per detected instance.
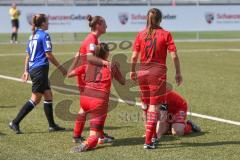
[167,110,187,124]
[80,96,108,132]
[137,64,167,105]
[80,96,108,113]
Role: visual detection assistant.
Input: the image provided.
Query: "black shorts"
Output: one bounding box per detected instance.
[29,65,51,94]
[11,19,19,29]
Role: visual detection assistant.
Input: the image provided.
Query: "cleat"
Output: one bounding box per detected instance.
[10,40,13,44]
[187,120,201,132]
[9,121,22,134]
[72,136,85,143]
[98,132,114,144]
[144,143,156,149]
[48,124,65,132]
[70,143,87,153]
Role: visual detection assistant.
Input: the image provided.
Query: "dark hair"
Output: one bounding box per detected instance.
[87,14,104,31]
[32,14,47,36]
[146,8,162,38]
[95,43,109,59]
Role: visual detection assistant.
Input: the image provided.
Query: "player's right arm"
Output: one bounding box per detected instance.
[43,34,67,76]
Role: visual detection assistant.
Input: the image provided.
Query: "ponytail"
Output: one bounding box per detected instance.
[31,14,47,37]
[146,8,162,39]
[32,15,37,37]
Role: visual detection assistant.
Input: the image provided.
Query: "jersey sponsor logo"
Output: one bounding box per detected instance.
[89,43,96,51]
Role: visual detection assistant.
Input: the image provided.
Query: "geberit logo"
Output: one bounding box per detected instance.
[26,13,88,25]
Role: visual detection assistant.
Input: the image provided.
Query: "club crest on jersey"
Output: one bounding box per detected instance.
[205,12,214,24]
[118,12,129,25]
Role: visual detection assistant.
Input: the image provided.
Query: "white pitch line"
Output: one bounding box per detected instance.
[0,74,240,126]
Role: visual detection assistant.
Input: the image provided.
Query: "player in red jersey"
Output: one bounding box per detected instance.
[131,8,182,149]
[68,15,116,143]
[69,14,110,71]
[68,43,125,153]
[156,90,201,138]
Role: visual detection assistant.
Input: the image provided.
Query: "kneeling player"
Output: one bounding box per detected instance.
[156,90,201,138]
[68,43,125,153]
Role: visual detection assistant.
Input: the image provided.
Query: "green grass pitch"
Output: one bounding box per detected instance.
[0,32,240,160]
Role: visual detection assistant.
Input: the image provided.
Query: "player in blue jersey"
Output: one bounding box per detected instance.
[9,14,67,134]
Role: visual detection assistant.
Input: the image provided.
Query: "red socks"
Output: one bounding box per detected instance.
[184,123,192,135]
[145,111,159,144]
[73,113,86,138]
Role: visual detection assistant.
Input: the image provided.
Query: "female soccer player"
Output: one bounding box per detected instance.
[68,15,115,143]
[68,43,125,153]
[156,90,201,137]
[9,14,66,134]
[131,8,182,149]
[9,2,21,43]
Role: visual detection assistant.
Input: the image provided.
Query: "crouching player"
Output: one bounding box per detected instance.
[68,43,125,153]
[156,90,201,139]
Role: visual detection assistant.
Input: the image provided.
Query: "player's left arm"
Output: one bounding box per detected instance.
[21,54,29,82]
[111,61,125,85]
[43,34,66,76]
[131,33,141,81]
[167,32,183,86]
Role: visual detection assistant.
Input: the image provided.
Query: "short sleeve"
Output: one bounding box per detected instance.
[166,33,177,53]
[43,33,52,52]
[86,37,98,54]
[132,32,141,52]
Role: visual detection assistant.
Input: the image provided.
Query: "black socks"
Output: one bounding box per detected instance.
[43,100,55,127]
[13,100,35,125]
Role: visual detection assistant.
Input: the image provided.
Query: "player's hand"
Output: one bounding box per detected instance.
[59,66,67,76]
[175,73,183,86]
[21,71,29,82]
[130,71,137,81]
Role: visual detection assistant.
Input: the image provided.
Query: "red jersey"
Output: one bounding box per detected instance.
[79,33,99,64]
[166,91,188,114]
[79,33,98,55]
[74,63,124,98]
[133,28,176,66]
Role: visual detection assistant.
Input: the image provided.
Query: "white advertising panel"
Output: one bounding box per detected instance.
[1,6,240,33]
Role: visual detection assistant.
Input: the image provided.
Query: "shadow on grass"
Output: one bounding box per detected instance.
[0,132,6,136]
[95,131,207,148]
[25,125,131,134]
[163,141,240,149]
[182,131,209,138]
